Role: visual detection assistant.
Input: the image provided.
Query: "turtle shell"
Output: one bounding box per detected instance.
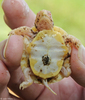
[27,26,69,84]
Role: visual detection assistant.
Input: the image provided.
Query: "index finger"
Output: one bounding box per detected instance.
[2,0,36,29]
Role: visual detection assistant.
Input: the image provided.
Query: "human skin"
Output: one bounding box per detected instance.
[0,0,85,100]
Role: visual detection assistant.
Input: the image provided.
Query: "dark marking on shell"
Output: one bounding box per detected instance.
[42,55,51,65]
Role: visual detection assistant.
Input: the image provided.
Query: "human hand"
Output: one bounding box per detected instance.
[0,0,85,100]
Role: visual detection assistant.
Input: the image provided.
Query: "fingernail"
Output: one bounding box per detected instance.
[78,45,85,64]
[3,37,10,59]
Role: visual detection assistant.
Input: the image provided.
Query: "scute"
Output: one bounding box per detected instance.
[53,26,67,35]
[28,30,68,79]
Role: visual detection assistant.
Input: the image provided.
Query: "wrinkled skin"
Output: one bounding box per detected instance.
[0,0,85,100]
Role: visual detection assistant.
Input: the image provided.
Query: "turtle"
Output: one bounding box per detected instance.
[8,10,80,95]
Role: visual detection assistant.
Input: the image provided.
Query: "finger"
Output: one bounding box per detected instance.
[71,46,85,87]
[37,77,83,100]
[2,0,36,29]
[0,35,23,71]
[0,60,10,98]
[0,60,10,92]
[0,60,21,99]
[8,68,44,100]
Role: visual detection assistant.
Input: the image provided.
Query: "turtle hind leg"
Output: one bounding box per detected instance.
[19,67,33,90]
[61,57,71,77]
[19,48,33,90]
[19,79,33,90]
[42,79,57,95]
[19,37,33,90]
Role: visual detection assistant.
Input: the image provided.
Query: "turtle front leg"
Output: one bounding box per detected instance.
[19,54,33,90]
[8,26,32,36]
[61,34,81,77]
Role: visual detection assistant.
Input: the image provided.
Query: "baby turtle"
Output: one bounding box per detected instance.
[8,10,80,95]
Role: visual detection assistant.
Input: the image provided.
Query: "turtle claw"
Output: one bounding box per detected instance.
[19,81,33,90]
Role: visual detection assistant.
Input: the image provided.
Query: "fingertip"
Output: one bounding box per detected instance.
[71,47,85,87]
[71,47,85,74]
[0,60,10,87]
[0,60,10,97]
[2,0,36,29]
[3,35,23,71]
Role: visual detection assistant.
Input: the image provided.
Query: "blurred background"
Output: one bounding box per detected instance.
[0,0,85,46]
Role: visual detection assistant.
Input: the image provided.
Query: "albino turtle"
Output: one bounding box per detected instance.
[8,10,80,95]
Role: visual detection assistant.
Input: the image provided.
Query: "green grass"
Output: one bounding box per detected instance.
[0,0,85,46]
[0,1,11,41]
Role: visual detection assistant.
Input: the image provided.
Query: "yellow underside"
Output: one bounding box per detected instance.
[30,58,63,79]
[27,27,68,79]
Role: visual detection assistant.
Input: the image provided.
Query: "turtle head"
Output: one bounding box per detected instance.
[35,10,54,31]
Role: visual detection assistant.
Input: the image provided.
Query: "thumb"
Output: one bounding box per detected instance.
[0,35,23,72]
[71,45,85,87]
